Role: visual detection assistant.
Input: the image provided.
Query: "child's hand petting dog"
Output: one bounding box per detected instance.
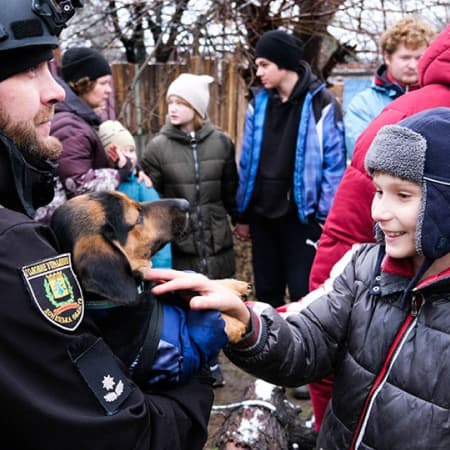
[149,270,253,344]
[153,276,252,344]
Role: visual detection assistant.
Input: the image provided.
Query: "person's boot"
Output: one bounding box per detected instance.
[292,384,310,399]
[210,363,226,388]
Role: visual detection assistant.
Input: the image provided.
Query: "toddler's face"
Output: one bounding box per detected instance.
[118,145,137,168]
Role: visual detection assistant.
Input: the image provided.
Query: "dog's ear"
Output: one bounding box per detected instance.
[102,218,151,278]
[102,217,131,248]
[73,235,138,305]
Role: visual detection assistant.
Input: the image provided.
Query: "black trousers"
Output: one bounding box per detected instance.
[249,212,322,308]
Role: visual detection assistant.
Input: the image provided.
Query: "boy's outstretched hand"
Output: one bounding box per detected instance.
[146,269,251,336]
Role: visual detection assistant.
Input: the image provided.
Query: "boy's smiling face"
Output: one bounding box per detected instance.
[371,172,422,266]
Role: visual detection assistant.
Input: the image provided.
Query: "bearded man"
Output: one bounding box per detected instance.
[0,1,215,448]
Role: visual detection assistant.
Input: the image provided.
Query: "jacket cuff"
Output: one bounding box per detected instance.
[230,306,260,350]
[236,211,249,224]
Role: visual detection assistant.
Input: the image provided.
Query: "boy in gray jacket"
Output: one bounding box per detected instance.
[148,107,450,449]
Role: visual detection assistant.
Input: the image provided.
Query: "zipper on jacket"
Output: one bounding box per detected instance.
[190,132,209,275]
[410,292,423,317]
[349,294,424,449]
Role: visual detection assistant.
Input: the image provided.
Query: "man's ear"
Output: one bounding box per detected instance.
[73,235,138,305]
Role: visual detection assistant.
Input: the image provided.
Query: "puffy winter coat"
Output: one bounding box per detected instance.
[141,121,238,279]
[344,64,406,157]
[227,243,450,449]
[310,24,450,291]
[51,79,120,197]
[237,63,346,223]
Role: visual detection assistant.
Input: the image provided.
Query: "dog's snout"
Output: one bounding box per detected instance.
[140,198,189,212]
[168,199,189,235]
[178,198,189,211]
[168,198,189,212]
[140,198,189,237]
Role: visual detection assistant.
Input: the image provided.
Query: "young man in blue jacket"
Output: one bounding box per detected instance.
[234,29,346,308]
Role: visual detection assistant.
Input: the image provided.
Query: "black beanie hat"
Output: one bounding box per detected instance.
[0,46,54,82]
[255,30,303,70]
[61,47,111,83]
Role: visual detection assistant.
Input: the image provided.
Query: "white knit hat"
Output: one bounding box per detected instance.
[98,120,135,150]
[166,73,214,119]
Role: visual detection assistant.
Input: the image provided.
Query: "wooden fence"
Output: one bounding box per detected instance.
[111,56,249,153]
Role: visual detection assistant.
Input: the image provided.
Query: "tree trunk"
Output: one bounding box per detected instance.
[214,379,316,450]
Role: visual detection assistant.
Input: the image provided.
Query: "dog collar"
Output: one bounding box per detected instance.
[85,280,149,310]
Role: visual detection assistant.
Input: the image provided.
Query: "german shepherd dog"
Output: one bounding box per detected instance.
[51,191,249,347]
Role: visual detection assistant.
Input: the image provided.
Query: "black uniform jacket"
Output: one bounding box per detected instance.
[0,176,212,449]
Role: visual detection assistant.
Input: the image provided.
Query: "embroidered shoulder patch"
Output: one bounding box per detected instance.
[21,253,84,331]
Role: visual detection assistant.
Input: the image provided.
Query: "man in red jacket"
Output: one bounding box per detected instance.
[307,23,450,432]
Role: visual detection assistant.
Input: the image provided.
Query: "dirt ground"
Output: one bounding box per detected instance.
[204,240,315,449]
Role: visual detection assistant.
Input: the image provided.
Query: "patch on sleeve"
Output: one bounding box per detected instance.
[21,253,84,331]
[70,337,133,415]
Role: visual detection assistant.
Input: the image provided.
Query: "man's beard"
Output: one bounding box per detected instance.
[0,106,62,160]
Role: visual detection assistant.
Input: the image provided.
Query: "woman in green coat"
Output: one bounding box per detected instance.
[142,73,238,279]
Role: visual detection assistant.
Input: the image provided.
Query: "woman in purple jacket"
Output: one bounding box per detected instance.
[51,47,148,197]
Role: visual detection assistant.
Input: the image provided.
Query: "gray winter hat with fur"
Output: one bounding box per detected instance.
[365,125,426,184]
[365,107,450,260]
